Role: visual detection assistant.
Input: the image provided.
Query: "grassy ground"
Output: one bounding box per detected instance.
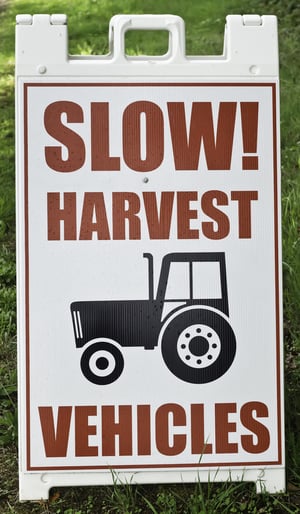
[0,0,300,512]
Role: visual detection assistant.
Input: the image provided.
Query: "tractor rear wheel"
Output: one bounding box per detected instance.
[161,308,236,383]
[80,340,124,385]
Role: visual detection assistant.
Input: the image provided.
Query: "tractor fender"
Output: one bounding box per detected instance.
[158,304,233,346]
[80,336,122,351]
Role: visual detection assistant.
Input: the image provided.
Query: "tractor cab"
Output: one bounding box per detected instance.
[144,252,229,321]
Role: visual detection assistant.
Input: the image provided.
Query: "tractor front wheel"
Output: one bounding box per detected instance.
[161,308,236,384]
[80,340,124,385]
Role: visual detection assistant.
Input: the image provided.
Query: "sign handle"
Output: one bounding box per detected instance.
[108,14,186,63]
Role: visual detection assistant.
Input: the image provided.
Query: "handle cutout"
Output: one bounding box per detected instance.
[125,29,169,57]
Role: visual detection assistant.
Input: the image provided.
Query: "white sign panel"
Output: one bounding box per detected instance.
[16,14,285,500]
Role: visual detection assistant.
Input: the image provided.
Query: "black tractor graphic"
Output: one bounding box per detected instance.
[70,252,236,385]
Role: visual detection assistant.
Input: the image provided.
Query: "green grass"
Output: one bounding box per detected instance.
[1,0,300,512]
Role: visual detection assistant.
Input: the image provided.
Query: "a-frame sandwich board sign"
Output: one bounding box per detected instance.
[15,13,285,500]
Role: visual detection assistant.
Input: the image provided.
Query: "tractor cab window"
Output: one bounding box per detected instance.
[164,259,223,302]
[192,261,222,300]
[165,262,190,300]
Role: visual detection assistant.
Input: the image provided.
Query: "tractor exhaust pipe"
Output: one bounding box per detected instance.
[143,253,154,301]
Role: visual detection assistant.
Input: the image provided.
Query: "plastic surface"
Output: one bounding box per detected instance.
[15,14,284,500]
[15,14,279,76]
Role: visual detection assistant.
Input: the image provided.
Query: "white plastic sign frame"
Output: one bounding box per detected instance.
[15,14,285,500]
